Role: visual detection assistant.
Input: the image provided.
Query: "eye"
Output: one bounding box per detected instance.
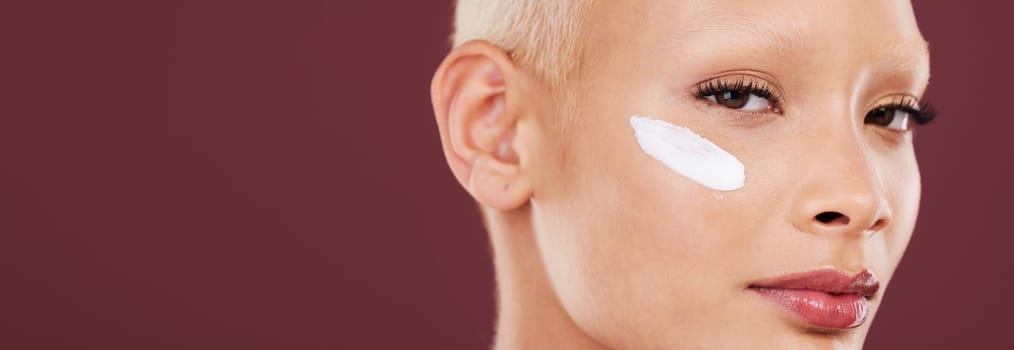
[705,91,773,112]
[865,97,938,132]
[865,107,911,130]
[694,76,781,113]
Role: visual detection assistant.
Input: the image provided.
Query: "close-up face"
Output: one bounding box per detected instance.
[525,0,931,348]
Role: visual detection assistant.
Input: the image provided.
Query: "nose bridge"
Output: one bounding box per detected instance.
[791,121,890,237]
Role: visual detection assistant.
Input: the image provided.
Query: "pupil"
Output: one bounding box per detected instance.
[867,108,893,126]
[716,91,748,109]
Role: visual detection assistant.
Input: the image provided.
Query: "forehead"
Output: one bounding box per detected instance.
[585,0,929,87]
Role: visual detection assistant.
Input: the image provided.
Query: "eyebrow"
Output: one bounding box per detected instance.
[873,39,931,75]
[674,16,810,58]
[868,39,932,96]
[675,17,930,64]
[674,17,931,86]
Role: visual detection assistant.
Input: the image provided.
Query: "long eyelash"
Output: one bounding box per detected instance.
[876,96,938,125]
[693,77,782,105]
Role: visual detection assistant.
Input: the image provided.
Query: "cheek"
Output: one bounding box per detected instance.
[860,148,922,289]
[883,152,922,267]
[529,122,755,344]
[532,114,731,275]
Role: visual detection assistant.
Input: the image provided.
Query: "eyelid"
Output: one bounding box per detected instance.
[693,72,786,99]
[870,94,922,111]
[868,93,936,124]
[692,73,786,111]
[866,93,937,132]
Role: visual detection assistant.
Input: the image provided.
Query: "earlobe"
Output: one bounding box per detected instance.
[430,41,533,210]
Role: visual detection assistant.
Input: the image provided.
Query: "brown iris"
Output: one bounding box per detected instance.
[715,91,749,109]
[865,107,895,126]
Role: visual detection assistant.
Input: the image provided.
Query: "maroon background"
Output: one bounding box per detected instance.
[0,1,1010,349]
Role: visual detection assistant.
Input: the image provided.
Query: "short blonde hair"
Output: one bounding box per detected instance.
[453,0,593,89]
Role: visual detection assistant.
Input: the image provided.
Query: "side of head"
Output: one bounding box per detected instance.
[431,0,932,349]
[430,0,594,216]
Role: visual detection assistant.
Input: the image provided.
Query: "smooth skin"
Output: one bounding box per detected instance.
[431,0,929,349]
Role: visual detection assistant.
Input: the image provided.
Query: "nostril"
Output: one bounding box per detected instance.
[815,211,850,225]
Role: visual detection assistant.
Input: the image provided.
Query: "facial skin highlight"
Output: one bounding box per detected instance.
[430,0,932,349]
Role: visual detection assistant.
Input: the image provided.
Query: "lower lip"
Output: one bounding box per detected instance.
[751,288,870,329]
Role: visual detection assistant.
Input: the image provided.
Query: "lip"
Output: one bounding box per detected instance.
[748,268,880,330]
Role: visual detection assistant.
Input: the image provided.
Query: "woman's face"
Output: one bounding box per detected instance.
[525,0,929,348]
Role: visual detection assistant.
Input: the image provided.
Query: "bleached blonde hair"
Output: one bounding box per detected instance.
[453,0,593,89]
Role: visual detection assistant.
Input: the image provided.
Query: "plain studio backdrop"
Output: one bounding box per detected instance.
[1,1,1011,349]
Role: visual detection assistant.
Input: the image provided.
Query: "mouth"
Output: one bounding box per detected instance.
[748,268,880,330]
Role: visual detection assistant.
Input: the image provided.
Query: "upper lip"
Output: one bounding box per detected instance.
[748,268,880,298]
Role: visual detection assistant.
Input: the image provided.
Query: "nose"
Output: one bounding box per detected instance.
[792,187,890,236]
[790,150,892,238]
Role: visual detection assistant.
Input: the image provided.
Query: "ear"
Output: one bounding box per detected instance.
[430,40,533,211]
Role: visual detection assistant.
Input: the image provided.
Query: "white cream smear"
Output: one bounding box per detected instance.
[629,115,745,191]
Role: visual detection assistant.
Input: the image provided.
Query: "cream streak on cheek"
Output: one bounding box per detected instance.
[629,115,745,191]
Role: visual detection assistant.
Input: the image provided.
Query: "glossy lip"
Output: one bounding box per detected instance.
[748,268,880,330]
